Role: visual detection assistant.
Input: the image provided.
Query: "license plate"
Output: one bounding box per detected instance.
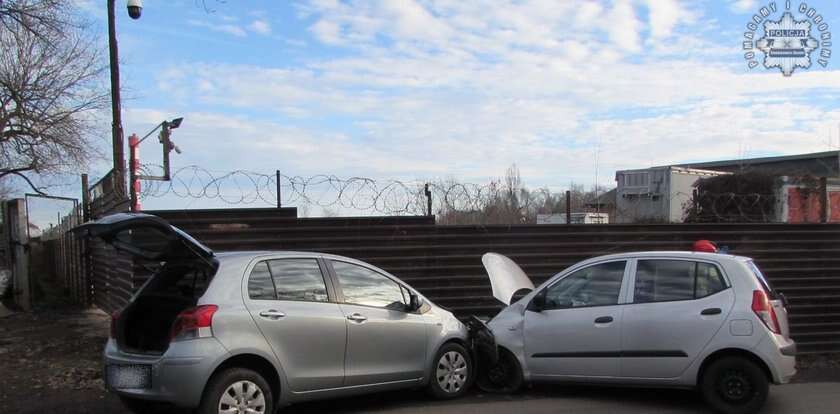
[106,364,151,389]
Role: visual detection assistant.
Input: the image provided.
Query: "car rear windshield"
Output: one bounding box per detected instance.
[141,262,217,300]
[746,260,777,299]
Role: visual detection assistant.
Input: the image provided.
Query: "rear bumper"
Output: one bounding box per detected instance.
[753,334,797,384]
[779,341,797,357]
[104,338,229,408]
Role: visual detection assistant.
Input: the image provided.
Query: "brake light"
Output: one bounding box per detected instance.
[110,311,120,339]
[751,290,780,334]
[169,305,218,341]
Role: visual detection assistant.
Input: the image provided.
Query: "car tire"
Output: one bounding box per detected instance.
[475,348,523,394]
[119,396,161,413]
[701,356,769,414]
[427,342,473,399]
[198,368,274,414]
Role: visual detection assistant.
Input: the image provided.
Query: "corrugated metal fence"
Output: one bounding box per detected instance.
[62,205,839,355]
[110,208,840,355]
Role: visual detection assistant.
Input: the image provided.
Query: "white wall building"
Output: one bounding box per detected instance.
[615,167,728,223]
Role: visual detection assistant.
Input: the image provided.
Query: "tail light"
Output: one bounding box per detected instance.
[110,311,120,339]
[751,290,780,334]
[170,305,218,342]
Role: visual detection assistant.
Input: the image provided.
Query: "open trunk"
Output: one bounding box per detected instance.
[116,261,217,355]
[73,213,218,355]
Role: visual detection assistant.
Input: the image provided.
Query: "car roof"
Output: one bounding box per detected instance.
[213,250,382,269]
[214,250,751,262]
[577,251,751,265]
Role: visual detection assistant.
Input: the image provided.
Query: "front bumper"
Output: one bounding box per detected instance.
[103,338,229,408]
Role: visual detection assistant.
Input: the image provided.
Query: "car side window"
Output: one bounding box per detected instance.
[634,260,727,304]
[248,261,276,300]
[268,259,329,302]
[332,261,407,310]
[695,262,727,298]
[543,261,626,309]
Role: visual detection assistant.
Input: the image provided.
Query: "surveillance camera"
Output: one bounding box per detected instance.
[127,0,142,19]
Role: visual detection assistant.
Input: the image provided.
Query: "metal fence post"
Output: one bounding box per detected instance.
[566,190,572,224]
[276,170,282,208]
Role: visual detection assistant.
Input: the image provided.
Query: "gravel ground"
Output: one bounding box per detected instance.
[0,306,838,414]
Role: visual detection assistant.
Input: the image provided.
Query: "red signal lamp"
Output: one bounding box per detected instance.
[693,239,718,253]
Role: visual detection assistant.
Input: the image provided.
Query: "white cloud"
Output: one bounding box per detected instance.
[606,0,642,53]
[144,1,840,194]
[644,0,687,39]
[249,19,272,35]
[154,58,840,186]
[730,0,758,13]
[310,19,343,44]
[187,19,248,37]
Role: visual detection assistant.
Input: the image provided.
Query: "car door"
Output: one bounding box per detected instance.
[620,259,734,379]
[524,260,629,379]
[243,258,347,392]
[329,260,428,386]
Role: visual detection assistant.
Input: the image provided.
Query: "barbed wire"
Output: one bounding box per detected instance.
[137,164,507,215]
[136,164,796,223]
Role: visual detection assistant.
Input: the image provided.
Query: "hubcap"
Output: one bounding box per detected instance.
[218,380,266,414]
[436,351,468,393]
[718,369,753,403]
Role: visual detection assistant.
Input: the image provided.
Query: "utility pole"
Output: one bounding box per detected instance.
[107,0,126,201]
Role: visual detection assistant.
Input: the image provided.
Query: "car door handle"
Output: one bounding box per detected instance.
[347,313,368,323]
[259,310,286,319]
[594,316,613,324]
[701,308,722,315]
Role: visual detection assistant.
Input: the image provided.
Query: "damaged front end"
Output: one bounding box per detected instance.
[466,315,498,366]
[466,253,533,392]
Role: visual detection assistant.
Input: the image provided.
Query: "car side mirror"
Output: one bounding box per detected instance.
[407,292,422,312]
[528,291,546,312]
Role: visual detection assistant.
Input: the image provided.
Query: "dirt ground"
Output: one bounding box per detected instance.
[1,305,838,414]
[0,306,121,413]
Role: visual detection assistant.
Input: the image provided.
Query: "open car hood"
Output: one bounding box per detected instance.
[73,213,213,262]
[481,253,535,305]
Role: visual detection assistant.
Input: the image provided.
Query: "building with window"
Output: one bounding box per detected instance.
[614,167,726,223]
[614,151,840,223]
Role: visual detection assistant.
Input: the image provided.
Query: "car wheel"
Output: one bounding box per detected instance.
[119,396,161,413]
[427,342,473,399]
[701,356,769,414]
[476,348,523,394]
[198,368,273,414]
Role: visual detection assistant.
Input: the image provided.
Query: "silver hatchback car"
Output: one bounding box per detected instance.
[471,249,796,414]
[75,213,473,414]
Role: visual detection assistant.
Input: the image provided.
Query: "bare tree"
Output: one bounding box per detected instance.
[0,0,108,195]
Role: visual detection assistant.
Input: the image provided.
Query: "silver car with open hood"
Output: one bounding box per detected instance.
[471,251,796,414]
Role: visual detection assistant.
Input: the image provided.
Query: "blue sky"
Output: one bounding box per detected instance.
[24,0,840,225]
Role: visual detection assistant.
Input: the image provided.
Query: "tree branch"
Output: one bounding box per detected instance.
[3,170,46,195]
